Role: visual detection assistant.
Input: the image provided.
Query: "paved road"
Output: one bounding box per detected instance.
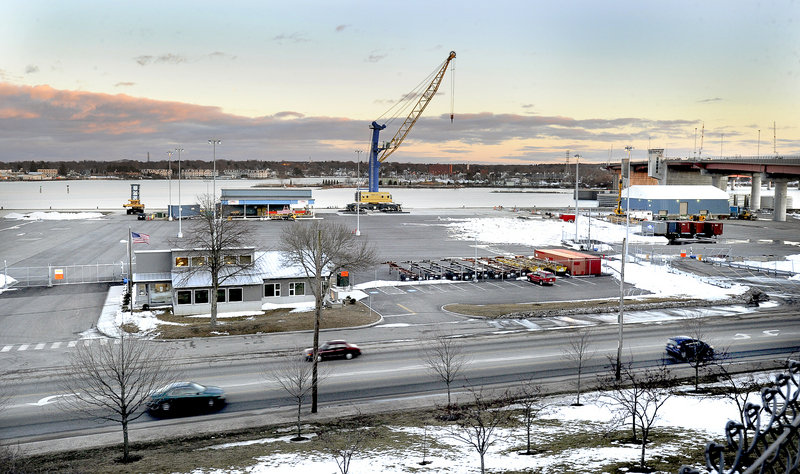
[2,312,798,445]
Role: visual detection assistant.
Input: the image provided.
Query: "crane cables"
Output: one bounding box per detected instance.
[374,56,450,129]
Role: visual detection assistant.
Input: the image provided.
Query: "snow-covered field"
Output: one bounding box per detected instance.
[185,386,760,474]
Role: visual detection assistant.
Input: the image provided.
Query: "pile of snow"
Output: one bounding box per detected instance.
[3,211,104,220]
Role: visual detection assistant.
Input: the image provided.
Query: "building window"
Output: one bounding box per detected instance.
[177,290,192,305]
[224,255,237,265]
[216,289,226,303]
[264,283,281,297]
[175,257,189,267]
[239,255,252,264]
[154,282,171,293]
[194,289,209,304]
[191,256,207,267]
[228,288,243,302]
[289,282,305,296]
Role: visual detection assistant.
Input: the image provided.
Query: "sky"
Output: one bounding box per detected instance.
[1,0,798,165]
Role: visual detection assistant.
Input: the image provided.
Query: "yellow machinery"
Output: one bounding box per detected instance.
[123,184,145,214]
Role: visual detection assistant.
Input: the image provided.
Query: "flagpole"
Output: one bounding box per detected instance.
[127,226,133,302]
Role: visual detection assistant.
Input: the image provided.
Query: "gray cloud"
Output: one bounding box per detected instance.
[366,51,387,63]
[272,33,308,44]
[698,97,723,103]
[25,65,39,74]
[335,24,348,32]
[115,82,136,87]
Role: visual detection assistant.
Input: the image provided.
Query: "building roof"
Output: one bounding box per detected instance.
[626,185,729,200]
[253,250,331,279]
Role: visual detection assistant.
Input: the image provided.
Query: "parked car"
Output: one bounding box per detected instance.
[665,336,714,361]
[304,340,362,361]
[527,270,556,285]
[147,382,226,416]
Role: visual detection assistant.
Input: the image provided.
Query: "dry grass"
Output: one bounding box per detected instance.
[444,296,708,318]
[149,302,379,339]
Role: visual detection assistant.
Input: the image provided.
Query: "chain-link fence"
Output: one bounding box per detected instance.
[2,263,128,288]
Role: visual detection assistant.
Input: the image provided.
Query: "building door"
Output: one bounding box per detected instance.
[679,201,688,217]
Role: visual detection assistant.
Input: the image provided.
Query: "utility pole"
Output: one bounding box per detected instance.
[166,150,173,220]
[574,154,580,244]
[617,146,633,380]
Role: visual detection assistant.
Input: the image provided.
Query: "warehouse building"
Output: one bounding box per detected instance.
[219,188,315,218]
[622,185,730,218]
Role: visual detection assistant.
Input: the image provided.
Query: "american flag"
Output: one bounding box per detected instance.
[131,232,150,244]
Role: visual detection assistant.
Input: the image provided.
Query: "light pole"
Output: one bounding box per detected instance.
[574,154,580,245]
[166,150,173,221]
[616,145,633,380]
[208,138,221,220]
[355,149,363,236]
[175,147,184,238]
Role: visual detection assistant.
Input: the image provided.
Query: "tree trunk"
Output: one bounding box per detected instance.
[122,418,130,462]
[296,398,302,438]
[210,273,218,327]
[640,430,646,468]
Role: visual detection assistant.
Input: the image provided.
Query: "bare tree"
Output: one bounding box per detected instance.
[708,358,763,433]
[279,220,377,413]
[59,331,177,463]
[604,361,675,470]
[445,387,512,474]
[514,377,547,455]
[173,194,256,327]
[268,352,326,441]
[317,415,371,474]
[420,333,469,408]
[563,327,595,406]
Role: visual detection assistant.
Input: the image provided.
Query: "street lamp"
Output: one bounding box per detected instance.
[574,154,580,245]
[355,149,363,236]
[209,138,221,220]
[166,150,173,221]
[616,145,633,380]
[175,147,184,238]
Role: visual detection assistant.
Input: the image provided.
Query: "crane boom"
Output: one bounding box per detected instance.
[366,51,456,193]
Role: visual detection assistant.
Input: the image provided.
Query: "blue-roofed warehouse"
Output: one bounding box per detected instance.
[220,188,315,219]
[622,185,730,218]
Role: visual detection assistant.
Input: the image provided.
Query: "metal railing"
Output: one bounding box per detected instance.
[679,360,800,474]
[3,262,128,288]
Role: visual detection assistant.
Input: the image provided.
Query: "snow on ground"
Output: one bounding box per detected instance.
[3,211,105,220]
[188,387,745,474]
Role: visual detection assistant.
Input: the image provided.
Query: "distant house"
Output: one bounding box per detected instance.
[622,185,730,217]
[219,188,315,218]
[132,248,328,316]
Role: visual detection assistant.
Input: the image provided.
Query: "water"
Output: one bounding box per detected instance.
[0,179,575,211]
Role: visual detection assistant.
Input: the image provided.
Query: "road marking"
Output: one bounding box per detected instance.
[395,303,416,314]
[1,345,11,352]
[18,344,29,351]
[734,333,751,340]
[28,393,80,407]
[34,343,45,350]
[763,330,779,337]
[67,341,77,348]
[51,342,62,349]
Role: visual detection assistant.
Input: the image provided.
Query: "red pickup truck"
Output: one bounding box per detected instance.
[527,270,556,286]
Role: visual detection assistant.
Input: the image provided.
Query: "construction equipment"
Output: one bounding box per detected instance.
[123,184,145,214]
[350,51,456,212]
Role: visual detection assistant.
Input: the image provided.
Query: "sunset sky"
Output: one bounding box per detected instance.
[1,0,798,165]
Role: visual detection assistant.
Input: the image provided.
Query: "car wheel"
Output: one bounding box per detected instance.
[161,402,171,412]
[345,353,353,360]
[208,399,215,408]
[316,355,322,362]
[680,350,687,360]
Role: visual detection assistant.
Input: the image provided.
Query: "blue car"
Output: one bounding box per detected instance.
[666,336,714,362]
[147,382,226,416]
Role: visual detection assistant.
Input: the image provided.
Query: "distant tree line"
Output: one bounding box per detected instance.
[1,159,615,188]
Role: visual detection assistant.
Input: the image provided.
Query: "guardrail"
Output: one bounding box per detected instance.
[679,360,800,474]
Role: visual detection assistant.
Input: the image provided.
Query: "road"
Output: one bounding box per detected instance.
[2,311,797,445]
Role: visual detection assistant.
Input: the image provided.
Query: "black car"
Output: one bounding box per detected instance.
[304,340,361,362]
[666,336,714,361]
[147,382,226,416]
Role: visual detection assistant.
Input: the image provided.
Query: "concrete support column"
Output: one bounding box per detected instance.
[773,179,788,222]
[750,173,762,211]
[711,175,727,191]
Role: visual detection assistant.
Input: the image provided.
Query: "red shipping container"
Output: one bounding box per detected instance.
[533,249,602,276]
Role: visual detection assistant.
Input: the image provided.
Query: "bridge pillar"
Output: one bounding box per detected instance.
[750,173,762,211]
[711,175,727,191]
[773,179,788,222]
